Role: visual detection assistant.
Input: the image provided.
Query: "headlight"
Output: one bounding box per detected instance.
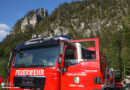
[1,82,5,87]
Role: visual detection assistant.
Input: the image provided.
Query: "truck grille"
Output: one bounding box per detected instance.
[13,76,46,89]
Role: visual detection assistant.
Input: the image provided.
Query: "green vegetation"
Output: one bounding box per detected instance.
[0,0,130,80]
[0,58,8,80]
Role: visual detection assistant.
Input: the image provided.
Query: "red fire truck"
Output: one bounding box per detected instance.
[2,35,110,90]
[115,75,122,90]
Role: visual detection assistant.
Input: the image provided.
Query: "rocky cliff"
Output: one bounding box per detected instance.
[11,8,48,34]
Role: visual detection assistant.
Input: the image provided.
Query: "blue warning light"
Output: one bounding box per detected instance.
[53,35,72,40]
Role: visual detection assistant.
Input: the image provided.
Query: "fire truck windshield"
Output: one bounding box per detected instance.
[13,46,58,68]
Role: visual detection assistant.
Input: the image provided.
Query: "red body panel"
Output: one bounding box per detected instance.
[61,61,102,90]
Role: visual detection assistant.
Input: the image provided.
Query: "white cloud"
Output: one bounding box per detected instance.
[0,24,11,41]
[0,24,11,31]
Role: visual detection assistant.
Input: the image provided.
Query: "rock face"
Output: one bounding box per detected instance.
[11,9,48,34]
[21,8,48,32]
[11,8,48,34]
[42,23,70,37]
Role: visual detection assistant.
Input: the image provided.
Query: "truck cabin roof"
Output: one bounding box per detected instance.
[15,35,71,51]
[16,38,59,51]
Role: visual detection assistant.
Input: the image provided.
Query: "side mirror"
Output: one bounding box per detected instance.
[59,42,64,56]
[0,77,4,84]
[64,60,70,67]
[58,57,62,64]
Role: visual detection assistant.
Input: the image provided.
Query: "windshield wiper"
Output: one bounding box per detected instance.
[26,64,45,67]
[14,64,26,68]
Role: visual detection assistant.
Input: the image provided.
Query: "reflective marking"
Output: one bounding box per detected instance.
[2,87,20,89]
[85,70,98,72]
[69,84,84,87]
[67,72,87,76]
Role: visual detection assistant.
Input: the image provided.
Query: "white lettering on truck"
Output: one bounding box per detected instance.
[15,69,44,76]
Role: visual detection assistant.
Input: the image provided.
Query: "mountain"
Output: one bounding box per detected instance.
[0,0,130,77]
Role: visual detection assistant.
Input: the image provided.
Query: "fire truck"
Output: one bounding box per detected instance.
[2,35,110,90]
[114,70,122,90]
[115,75,122,90]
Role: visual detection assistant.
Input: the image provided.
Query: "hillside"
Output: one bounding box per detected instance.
[0,0,130,79]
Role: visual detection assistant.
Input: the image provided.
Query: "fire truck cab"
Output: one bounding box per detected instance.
[6,35,110,90]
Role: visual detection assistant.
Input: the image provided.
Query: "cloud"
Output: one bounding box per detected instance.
[0,24,11,41]
[0,24,11,31]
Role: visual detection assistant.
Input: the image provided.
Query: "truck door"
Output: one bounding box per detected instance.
[60,38,100,90]
[61,44,86,90]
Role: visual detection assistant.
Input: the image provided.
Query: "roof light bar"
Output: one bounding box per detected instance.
[53,35,72,40]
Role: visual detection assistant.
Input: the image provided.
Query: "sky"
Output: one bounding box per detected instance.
[0,0,76,42]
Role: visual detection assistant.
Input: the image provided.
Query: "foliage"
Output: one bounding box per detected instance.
[0,58,8,80]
